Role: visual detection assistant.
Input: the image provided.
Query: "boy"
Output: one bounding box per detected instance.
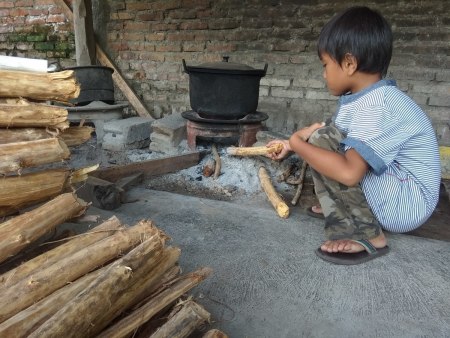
[267,6,441,265]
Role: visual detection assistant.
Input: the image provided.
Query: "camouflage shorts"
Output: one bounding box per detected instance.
[308,124,381,241]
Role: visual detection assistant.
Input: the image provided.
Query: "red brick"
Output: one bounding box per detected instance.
[137,12,164,21]
[25,16,46,25]
[179,21,207,30]
[47,14,66,23]
[15,0,33,6]
[0,1,14,8]
[126,2,151,10]
[123,32,145,41]
[155,43,182,52]
[151,0,181,11]
[167,32,195,41]
[145,32,165,42]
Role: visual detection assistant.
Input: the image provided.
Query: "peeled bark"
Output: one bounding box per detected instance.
[258,166,290,218]
[59,126,94,146]
[0,98,69,129]
[0,219,159,323]
[97,267,213,338]
[0,69,80,103]
[150,300,210,338]
[0,138,70,175]
[202,329,229,338]
[0,216,122,288]
[0,193,88,265]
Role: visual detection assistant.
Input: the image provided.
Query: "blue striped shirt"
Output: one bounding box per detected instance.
[334,79,441,232]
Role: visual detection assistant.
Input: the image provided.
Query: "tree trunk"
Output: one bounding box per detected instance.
[0,69,80,103]
[28,232,169,338]
[150,300,210,338]
[0,126,93,146]
[0,216,122,288]
[0,138,70,175]
[258,166,290,218]
[96,267,213,338]
[0,193,88,265]
[0,98,68,129]
[0,219,160,323]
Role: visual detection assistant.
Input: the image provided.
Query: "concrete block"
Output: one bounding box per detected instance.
[102,132,150,151]
[150,112,186,145]
[103,116,153,144]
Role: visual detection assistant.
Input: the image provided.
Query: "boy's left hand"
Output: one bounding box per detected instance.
[292,122,326,142]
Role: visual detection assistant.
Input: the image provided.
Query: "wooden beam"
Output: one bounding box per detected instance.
[55,0,155,119]
[93,152,204,182]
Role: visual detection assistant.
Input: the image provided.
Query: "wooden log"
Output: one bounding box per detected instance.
[258,166,290,219]
[0,69,80,103]
[0,126,94,146]
[87,247,181,337]
[28,232,171,338]
[0,138,70,175]
[211,144,221,179]
[93,152,204,182]
[0,216,122,288]
[0,98,69,129]
[0,219,159,323]
[150,300,210,338]
[97,267,213,338]
[0,193,88,265]
[0,165,98,217]
[0,264,106,337]
[226,143,283,156]
[203,329,229,338]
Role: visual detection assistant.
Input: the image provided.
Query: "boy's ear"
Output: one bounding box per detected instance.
[343,53,357,75]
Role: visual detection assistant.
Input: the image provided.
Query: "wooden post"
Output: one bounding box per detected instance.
[73,0,96,66]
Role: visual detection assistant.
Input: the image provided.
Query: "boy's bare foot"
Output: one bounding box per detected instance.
[320,231,387,253]
[311,205,323,215]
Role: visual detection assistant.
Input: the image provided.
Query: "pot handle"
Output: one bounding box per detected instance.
[262,63,268,76]
[182,59,189,73]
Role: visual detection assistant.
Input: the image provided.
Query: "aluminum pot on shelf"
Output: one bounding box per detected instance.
[182,57,268,120]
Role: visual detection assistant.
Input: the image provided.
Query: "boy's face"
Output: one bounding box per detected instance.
[320,53,351,96]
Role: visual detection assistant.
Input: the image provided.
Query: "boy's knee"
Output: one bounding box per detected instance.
[308,125,343,150]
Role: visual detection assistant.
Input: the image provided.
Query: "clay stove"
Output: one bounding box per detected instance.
[182,110,268,150]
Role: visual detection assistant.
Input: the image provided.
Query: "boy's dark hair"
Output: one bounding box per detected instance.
[318,6,393,77]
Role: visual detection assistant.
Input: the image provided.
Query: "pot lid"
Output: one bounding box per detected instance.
[197,56,254,71]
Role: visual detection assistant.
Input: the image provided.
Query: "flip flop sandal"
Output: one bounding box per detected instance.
[306,206,325,220]
[315,239,390,265]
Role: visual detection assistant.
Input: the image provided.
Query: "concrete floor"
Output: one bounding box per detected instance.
[85,186,450,338]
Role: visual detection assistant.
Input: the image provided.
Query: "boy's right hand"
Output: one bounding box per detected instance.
[266,139,291,160]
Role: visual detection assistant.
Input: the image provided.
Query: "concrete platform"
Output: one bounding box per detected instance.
[87,187,450,338]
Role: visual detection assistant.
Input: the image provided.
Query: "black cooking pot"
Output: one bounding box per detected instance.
[183,57,268,119]
[65,65,115,106]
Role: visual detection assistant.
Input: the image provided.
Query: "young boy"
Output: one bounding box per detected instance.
[267,6,441,265]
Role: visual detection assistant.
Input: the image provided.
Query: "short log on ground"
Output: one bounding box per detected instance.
[258,166,290,218]
[0,69,80,103]
[0,138,70,175]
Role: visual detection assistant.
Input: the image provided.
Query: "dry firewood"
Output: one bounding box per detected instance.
[0,219,160,323]
[96,267,213,338]
[258,166,290,218]
[0,69,80,103]
[0,99,69,130]
[291,161,308,206]
[0,165,99,217]
[0,126,94,146]
[86,247,181,337]
[226,143,283,156]
[0,216,122,288]
[0,138,70,175]
[150,300,210,338]
[0,264,107,337]
[211,144,221,179]
[29,233,172,338]
[203,329,229,338]
[202,158,215,177]
[59,126,94,146]
[0,193,88,265]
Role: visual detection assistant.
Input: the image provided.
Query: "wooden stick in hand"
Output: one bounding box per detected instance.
[226,143,283,156]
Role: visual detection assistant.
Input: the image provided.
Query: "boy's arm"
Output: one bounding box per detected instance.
[289,131,369,187]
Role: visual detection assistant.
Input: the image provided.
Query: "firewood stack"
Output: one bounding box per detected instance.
[0,68,222,337]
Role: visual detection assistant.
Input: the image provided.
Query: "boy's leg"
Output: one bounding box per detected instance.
[308,125,382,241]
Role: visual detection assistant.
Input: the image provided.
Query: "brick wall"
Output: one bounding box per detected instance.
[1,0,449,144]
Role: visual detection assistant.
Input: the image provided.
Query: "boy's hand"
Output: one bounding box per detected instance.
[292,122,326,142]
[266,139,291,160]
